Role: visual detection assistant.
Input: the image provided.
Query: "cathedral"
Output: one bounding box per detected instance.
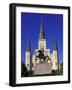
[25,17,58,75]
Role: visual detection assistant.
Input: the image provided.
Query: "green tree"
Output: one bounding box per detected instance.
[21,62,28,77]
[60,62,63,75]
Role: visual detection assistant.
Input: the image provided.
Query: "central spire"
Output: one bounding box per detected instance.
[39,17,45,39]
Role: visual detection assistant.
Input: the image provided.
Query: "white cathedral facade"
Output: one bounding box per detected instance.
[25,18,58,75]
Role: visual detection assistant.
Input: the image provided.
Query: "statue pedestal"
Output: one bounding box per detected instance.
[34,61,52,75]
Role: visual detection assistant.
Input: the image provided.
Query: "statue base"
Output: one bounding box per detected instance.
[34,61,52,75]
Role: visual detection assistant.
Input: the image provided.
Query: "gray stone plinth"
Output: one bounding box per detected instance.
[34,61,52,75]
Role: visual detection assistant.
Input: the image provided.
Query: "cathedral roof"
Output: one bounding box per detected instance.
[39,17,45,39]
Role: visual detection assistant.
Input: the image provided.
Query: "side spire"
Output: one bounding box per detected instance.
[39,16,45,39]
[26,38,31,52]
[54,39,58,50]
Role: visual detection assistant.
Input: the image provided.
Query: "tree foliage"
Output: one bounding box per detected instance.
[59,62,63,75]
[21,62,34,77]
[21,63,28,77]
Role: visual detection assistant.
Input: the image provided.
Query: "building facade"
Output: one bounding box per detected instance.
[25,17,58,75]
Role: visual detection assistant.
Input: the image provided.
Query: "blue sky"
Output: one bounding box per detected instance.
[21,12,63,64]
